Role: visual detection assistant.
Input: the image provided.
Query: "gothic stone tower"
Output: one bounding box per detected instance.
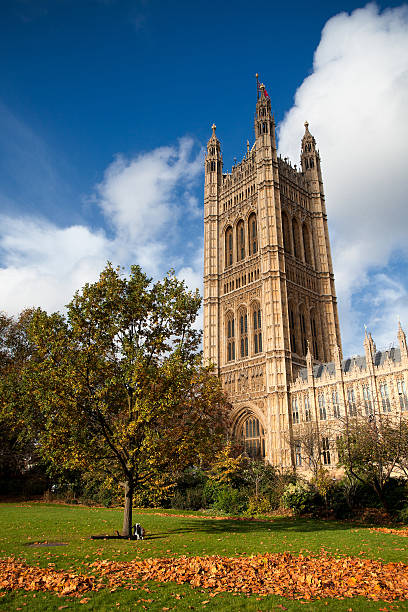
[203,84,342,467]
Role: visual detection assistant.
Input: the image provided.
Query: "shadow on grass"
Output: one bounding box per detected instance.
[146,516,357,539]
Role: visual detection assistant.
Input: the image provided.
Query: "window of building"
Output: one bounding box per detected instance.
[322,437,331,465]
[363,385,373,416]
[292,398,299,424]
[237,220,245,261]
[289,308,297,354]
[397,380,408,410]
[311,315,319,359]
[332,390,340,418]
[318,393,326,420]
[347,387,357,416]
[253,307,262,354]
[226,316,235,362]
[282,212,291,254]
[240,310,248,358]
[302,223,312,265]
[225,227,233,267]
[248,213,258,255]
[295,443,302,466]
[240,416,266,458]
[300,311,307,356]
[292,218,301,260]
[304,395,311,422]
[380,383,391,412]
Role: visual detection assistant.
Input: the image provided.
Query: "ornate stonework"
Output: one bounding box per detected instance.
[203,85,408,470]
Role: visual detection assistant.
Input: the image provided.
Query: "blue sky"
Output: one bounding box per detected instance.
[1,0,408,357]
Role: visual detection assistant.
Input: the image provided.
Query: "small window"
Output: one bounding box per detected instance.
[253,307,262,354]
[295,443,302,466]
[380,383,391,412]
[304,395,311,422]
[226,317,235,363]
[318,393,326,420]
[240,311,248,358]
[322,437,331,465]
[398,380,408,410]
[292,398,299,424]
[332,391,340,418]
[363,385,373,416]
[347,388,357,416]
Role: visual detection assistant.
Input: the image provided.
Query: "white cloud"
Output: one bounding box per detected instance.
[278,3,408,354]
[0,138,203,315]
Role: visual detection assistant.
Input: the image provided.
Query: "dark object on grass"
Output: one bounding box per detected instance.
[132,523,145,539]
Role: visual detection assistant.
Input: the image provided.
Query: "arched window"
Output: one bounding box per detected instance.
[310,310,319,359]
[225,227,233,267]
[226,315,235,362]
[292,218,301,260]
[248,213,258,255]
[289,307,297,354]
[237,220,245,261]
[299,309,307,356]
[281,211,291,254]
[318,393,326,420]
[253,305,262,354]
[239,309,248,358]
[302,223,312,265]
[240,415,265,458]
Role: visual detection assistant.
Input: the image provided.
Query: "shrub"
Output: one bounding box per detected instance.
[213,485,248,515]
[247,495,273,516]
[398,504,408,524]
[281,481,317,515]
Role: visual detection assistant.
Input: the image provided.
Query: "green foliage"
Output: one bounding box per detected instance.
[398,504,408,524]
[213,485,248,515]
[2,264,229,535]
[247,495,273,515]
[337,416,408,509]
[281,481,317,515]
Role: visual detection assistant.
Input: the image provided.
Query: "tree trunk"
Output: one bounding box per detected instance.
[122,480,133,538]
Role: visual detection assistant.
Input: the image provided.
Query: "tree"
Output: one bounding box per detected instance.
[0,310,40,490]
[337,412,408,509]
[15,264,229,536]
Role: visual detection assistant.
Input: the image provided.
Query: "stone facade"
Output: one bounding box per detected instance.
[203,84,408,470]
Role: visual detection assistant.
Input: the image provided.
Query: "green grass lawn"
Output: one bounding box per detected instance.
[1,502,408,611]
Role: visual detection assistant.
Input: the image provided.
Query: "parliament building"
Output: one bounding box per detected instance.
[203,83,408,471]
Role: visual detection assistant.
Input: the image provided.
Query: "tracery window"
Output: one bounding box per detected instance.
[240,416,266,458]
[322,437,331,465]
[311,313,319,359]
[292,398,299,424]
[302,223,313,265]
[253,306,262,354]
[295,443,302,466]
[380,383,391,412]
[318,393,326,420]
[304,395,311,422]
[332,390,340,418]
[239,310,248,358]
[347,387,357,416]
[289,308,297,354]
[225,226,233,267]
[363,385,373,416]
[248,213,258,255]
[282,211,291,254]
[226,315,235,363]
[292,218,301,260]
[397,380,408,410]
[299,310,307,356]
[237,220,245,261]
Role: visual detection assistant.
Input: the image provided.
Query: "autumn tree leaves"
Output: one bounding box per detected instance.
[0,264,229,536]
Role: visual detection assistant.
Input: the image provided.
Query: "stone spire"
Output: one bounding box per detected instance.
[300,121,321,176]
[363,326,377,367]
[206,123,222,179]
[398,319,408,362]
[254,78,276,150]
